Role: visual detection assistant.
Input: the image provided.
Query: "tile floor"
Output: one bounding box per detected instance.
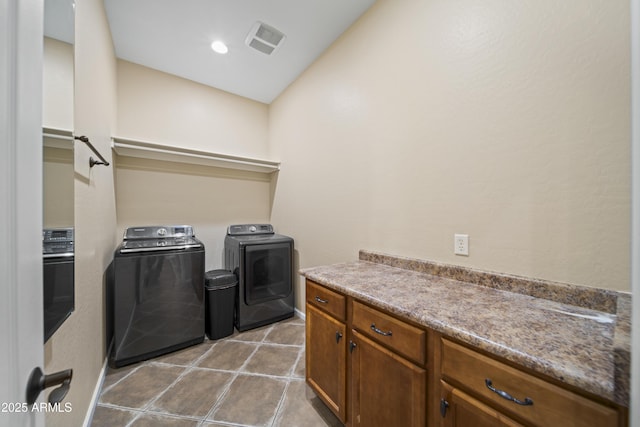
[91,317,342,427]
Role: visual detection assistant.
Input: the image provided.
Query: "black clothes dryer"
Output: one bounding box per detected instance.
[224,224,294,331]
[112,225,205,367]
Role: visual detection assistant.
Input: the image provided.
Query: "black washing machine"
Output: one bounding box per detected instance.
[224,224,294,331]
[112,225,205,367]
[43,227,75,343]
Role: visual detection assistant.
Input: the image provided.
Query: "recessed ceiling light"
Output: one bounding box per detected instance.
[211,40,228,54]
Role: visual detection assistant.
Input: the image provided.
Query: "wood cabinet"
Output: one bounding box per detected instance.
[306,280,427,426]
[352,300,426,365]
[305,279,625,427]
[350,329,426,427]
[440,381,523,427]
[306,282,347,423]
[349,300,427,426]
[439,339,620,427]
[307,279,346,321]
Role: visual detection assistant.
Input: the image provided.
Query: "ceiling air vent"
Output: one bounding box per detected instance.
[245,21,286,55]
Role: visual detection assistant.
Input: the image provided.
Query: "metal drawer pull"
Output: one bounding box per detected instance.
[315,296,328,304]
[336,331,343,343]
[370,323,393,336]
[485,379,533,406]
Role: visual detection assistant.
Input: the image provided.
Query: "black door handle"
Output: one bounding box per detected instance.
[440,399,449,417]
[26,367,73,405]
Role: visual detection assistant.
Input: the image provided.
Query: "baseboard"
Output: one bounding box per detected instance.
[295,307,305,321]
[82,343,111,427]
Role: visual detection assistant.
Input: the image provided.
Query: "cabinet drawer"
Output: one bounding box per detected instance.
[306,280,346,321]
[441,339,618,427]
[352,301,425,365]
[441,380,524,427]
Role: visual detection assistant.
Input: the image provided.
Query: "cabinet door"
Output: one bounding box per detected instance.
[306,304,347,423]
[440,381,523,427]
[351,330,426,427]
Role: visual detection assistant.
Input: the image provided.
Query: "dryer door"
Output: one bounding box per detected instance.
[244,242,292,305]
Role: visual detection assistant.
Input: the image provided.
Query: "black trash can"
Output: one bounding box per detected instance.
[204,269,237,340]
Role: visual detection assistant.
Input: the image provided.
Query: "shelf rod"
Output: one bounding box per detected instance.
[74,135,110,167]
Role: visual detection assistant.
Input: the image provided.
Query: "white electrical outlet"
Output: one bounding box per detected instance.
[454,234,469,256]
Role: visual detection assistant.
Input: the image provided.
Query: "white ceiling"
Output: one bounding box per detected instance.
[44,0,75,44]
[101,0,377,104]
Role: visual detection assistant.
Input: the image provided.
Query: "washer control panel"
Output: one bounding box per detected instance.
[43,227,74,242]
[227,224,274,236]
[123,225,195,240]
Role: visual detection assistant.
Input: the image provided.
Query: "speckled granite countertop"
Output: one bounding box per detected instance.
[300,250,630,407]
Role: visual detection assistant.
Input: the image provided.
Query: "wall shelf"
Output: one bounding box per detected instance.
[111,137,280,174]
[43,127,74,150]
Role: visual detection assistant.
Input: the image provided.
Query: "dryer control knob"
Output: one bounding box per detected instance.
[249,226,257,232]
[157,228,167,236]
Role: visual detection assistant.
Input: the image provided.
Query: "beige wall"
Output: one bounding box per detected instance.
[116,60,269,158]
[44,0,118,425]
[114,62,272,268]
[43,144,74,228]
[269,0,631,304]
[43,37,73,130]
[115,156,272,270]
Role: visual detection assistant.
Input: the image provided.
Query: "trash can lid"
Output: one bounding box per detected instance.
[205,269,237,289]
